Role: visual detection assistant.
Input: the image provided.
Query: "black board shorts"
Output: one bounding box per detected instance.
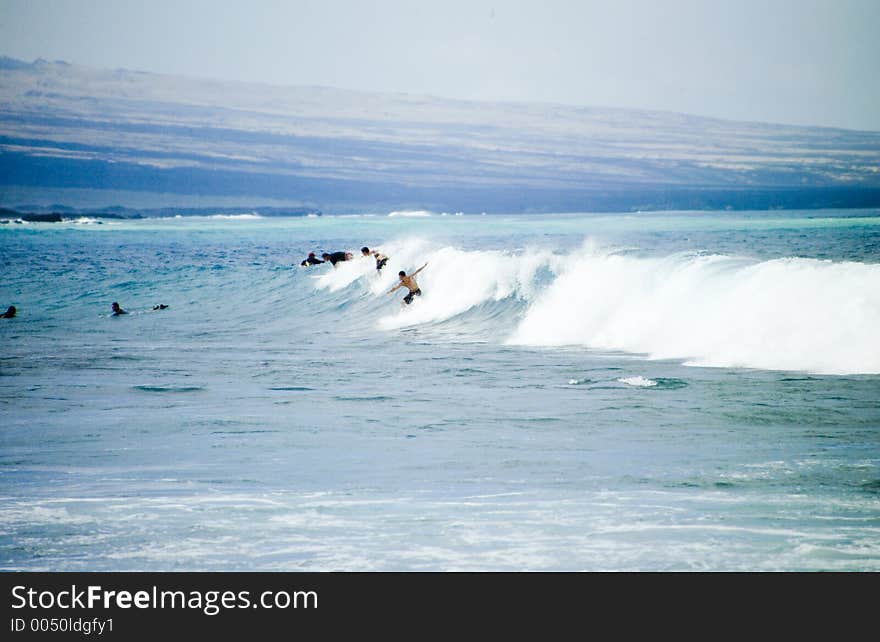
[376,257,388,271]
[403,288,422,304]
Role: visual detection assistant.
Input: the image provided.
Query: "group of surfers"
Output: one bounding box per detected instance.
[301,246,427,305]
[1,302,167,318]
[2,247,429,320]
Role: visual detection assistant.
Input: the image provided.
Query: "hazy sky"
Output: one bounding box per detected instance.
[1,0,878,131]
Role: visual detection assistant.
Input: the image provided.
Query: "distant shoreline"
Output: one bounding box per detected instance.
[0,205,322,223]
[3,185,880,223]
[3,199,880,225]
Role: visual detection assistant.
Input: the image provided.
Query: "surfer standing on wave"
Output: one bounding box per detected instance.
[388,263,427,305]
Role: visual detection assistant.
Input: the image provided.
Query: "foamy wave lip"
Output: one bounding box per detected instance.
[312,254,376,292]
[376,244,552,330]
[388,210,432,218]
[161,213,264,220]
[508,249,880,375]
[618,376,658,387]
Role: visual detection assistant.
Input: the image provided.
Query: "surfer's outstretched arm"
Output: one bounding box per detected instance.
[387,283,402,294]
[411,262,428,277]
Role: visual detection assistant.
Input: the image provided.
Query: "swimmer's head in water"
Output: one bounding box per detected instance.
[308,252,315,257]
[111,302,120,311]
[361,247,370,255]
[321,253,330,260]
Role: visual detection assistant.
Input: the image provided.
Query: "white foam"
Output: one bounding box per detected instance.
[508,247,880,375]
[157,213,264,221]
[312,250,384,292]
[618,376,658,387]
[310,237,880,374]
[388,210,432,218]
[207,213,263,220]
[376,243,554,330]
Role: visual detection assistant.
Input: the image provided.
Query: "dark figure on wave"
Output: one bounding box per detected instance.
[111,302,127,316]
[153,304,169,310]
[361,247,389,271]
[388,263,427,305]
[322,251,353,267]
[1,305,16,318]
[300,252,324,267]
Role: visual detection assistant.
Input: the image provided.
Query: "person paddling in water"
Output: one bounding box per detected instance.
[321,251,353,267]
[300,252,324,267]
[388,263,427,305]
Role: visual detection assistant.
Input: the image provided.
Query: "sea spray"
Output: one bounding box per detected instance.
[507,249,880,375]
[374,244,556,330]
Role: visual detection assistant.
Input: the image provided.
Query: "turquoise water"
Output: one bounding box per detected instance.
[1,209,879,570]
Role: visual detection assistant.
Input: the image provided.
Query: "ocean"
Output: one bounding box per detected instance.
[1,208,879,571]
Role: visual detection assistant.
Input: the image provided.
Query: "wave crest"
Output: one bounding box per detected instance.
[307,239,880,375]
[507,250,880,375]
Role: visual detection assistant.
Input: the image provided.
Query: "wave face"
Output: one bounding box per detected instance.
[311,239,880,374]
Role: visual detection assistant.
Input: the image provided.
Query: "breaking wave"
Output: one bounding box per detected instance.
[306,238,880,375]
[387,210,433,218]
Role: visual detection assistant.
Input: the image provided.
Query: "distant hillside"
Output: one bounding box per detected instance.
[1,57,879,213]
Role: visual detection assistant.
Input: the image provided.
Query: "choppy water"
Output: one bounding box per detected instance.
[1,209,879,570]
